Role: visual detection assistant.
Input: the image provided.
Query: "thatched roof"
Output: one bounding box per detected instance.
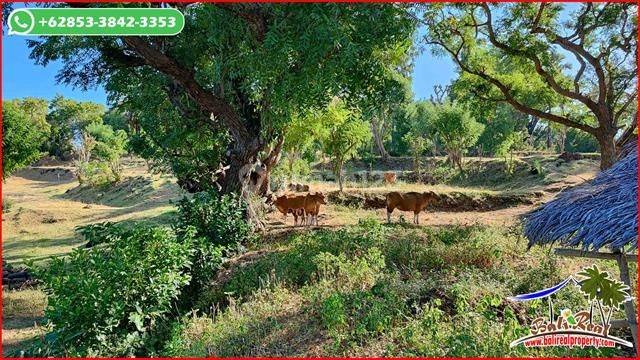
[524,144,638,252]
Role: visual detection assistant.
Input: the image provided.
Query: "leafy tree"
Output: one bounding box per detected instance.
[317,101,371,192]
[2,99,50,179]
[110,71,229,193]
[28,3,416,195]
[76,123,128,185]
[399,100,438,177]
[431,102,484,170]
[419,2,637,170]
[280,113,322,182]
[495,131,527,175]
[87,123,128,177]
[363,70,414,161]
[102,109,133,134]
[402,131,430,181]
[46,95,105,160]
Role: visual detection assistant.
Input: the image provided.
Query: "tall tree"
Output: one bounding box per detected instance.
[28,3,415,194]
[418,2,637,169]
[317,101,371,192]
[46,95,105,160]
[430,102,484,170]
[2,99,50,179]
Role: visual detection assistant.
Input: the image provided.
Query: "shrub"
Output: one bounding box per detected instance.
[176,191,255,297]
[33,225,193,356]
[75,160,119,187]
[75,221,126,247]
[176,191,253,248]
[317,279,409,348]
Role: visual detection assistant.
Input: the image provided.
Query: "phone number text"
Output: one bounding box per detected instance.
[37,16,178,29]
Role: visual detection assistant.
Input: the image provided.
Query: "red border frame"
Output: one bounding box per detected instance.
[0,1,637,359]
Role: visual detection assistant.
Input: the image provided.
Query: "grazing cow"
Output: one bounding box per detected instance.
[386,191,437,224]
[273,194,308,226]
[383,172,397,185]
[303,192,326,226]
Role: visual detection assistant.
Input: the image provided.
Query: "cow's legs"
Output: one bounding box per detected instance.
[386,208,392,223]
[414,212,419,224]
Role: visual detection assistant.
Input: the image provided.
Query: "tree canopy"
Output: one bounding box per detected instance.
[418,2,637,169]
[28,3,416,194]
[2,99,50,179]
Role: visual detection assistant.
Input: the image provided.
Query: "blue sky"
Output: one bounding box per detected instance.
[2,33,455,107]
[2,34,110,104]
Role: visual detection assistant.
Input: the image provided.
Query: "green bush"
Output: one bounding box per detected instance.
[176,191,253,248]
[75,160,119,187]
[317,280,408,348]
[33,225,193,356]
[75,221,126,247]
[176,191,255,297]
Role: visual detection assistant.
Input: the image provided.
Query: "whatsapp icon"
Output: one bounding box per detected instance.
[8,8,35,35]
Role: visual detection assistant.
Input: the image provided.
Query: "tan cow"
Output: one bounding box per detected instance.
[274,194,307,226]
[383,172,397,185]
[303,192,326,226]
[385,191,437,224]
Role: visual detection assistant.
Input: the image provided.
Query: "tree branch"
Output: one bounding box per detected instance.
[429,37,597,135]
[479,3,600,114]
[122,36,257,149]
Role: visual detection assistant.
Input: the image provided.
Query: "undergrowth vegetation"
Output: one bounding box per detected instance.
[163,219,622,357]
[19,191,254,357]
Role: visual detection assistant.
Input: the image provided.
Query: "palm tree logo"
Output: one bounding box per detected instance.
[577,265,631,336]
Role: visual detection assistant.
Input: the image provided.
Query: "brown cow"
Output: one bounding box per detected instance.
[383,172,397,185]
[274,194,307,226]
[385,191,437,224]
[303,192,326,226]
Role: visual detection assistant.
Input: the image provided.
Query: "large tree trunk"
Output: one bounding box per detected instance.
[258,135,284,195]
[596,127,618,170]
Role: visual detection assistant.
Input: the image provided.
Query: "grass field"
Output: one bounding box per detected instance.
[163,222,634,357]
[3,154,635,357]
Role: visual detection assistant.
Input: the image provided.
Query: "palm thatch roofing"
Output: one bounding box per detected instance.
[524,143,637,252]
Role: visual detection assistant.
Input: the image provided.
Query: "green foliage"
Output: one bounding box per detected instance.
[33,225,193,357]
[2,99,50,179]
[176,191,254,295]
[102,109,131,133]
[75,161,115,187]
[116,71,229,192]
[86,123,128,163]
[167,221,621,357]
[2,198,14,213]
[28,3,416,192]
[45,95,105,160]
[422,3,637,169]
[318,282,408,348]
[578,265,630,310]
[431,102,484,169]
[277,113,322,182]
[317,101,371,191]
[495,131,527,175]
[565,128,599,153]
[76,123,128,186]
[75,221,127,247]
